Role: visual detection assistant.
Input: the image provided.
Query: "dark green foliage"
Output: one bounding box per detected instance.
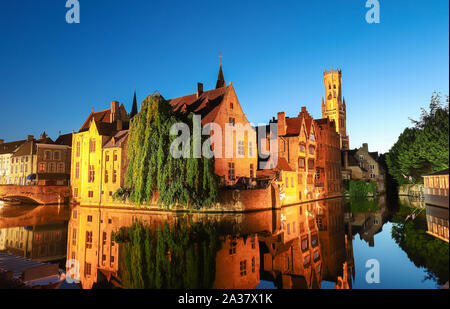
[347,197,378,213]
[124,94,220,208]
[386,92,449,184]
[112,188,131,202]
[391,206,449,286]
[349,180,377,198]
[111,221,222,289]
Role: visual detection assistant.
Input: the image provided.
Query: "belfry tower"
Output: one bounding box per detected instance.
[322,69,349,150]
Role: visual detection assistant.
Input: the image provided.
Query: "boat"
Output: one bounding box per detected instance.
[423,168,449,208]
[0,253,65,289]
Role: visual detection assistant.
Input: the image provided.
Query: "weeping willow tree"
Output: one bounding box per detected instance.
[112,221,222,289]
[124,94,219,208]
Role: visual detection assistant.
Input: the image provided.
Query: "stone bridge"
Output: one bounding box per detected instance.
[0,185,72,205]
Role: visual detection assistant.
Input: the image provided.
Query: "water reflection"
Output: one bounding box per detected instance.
[67,199,358,289]
[0,196,448,289]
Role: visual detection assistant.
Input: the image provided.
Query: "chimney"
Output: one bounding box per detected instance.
[27,135,34,141]
[116,119,123,131]
[111,101,120,122]
[196,83,203,98]
[362,143,368,152]
[0,139,3,144]
[277,112,286,136]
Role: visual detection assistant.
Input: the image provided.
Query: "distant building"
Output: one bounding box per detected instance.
[9,132,72,186]
[322,69,349,150]
[0,138,27,184]
[342,143,386,192]
[423,168,449,209]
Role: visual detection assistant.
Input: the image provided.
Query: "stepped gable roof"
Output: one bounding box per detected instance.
[79,109,111,132]
[0,140,26,155]
[167,86,228,125]
[55,133,73,146]
[103,130,129,148]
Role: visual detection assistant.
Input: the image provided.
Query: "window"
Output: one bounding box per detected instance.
[252,257,256,273]
[75,162,80,179]
[238,141,245,156]
[311,234,318,247]
[287,223,290,235]
[240,260,247,277]
[88,191,94,198]
[104,170,109,183]
[103,232,107,246]
[301,236,309,251]
[85,231,93,249]
[39,163,46,173]
[88,165,95,182]
[89,139,96,153]
[230,102,234,109]
[112,170,117,183]
[251,235,256,249]
[313,250,320,262]
[309,146,315,155]
[105,152,110,162]
[76,141,81,157]
[303,254,311,266]
[229,236,237,255]
[310,134,315,141]
[285,177,289,187]
[370,173,376,178]
[228,117,235,125]
[299,144,306,153]
[359,155,364,161]
[298,157,305,169]
[85,263,92,276]
[87,215,93,222]
[249,142,253,157]
[53,151,60,161]
[250,164,254,178]
[72,229,77,246]
[308,159,315,170]
[48,163,55,173]
[228,162,235,180]
[113,151,118,161]
[44,151,51,160]
[370,164,375,170]
[57,163,64,173]
[291,177,294,188]
[74,188,78,197]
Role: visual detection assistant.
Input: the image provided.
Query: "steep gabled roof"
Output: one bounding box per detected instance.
[55,133,73,146]
[0,140,27,155]
[103,130,129,149]
[79,109,112,132]
[168,86,228,125]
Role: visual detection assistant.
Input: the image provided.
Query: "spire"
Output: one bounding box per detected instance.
[130,88,138,119]
[215,63,226,89]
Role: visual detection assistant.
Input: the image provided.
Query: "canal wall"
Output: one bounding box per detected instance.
[399,184,424,197]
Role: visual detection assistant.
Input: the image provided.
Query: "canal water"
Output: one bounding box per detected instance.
[0,195,448,289]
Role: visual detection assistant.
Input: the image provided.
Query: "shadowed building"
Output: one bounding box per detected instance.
[0,138,27,184]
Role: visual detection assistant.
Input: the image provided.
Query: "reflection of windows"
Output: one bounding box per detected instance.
[301,236,309,251]
[298,157,305,169]
[228,162,235,180]
[88,165,95,182]
[240,260,247,277]
[311,234,318,247]
[251,235,256,249]
[303,254,310,266]
[299,144,306,153]
[250,164,254,178]
[313,250,320,262]
[252,257,256,273]
[238,141,245,156]
[72,228,77,246]
[308,159,315,170]
[229,236,237,255]
[75,162,80,179]
[85,263,92,276]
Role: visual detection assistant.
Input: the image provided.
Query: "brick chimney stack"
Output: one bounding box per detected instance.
[196,83,203,98]
[0,139,4,144]
[362,143,369,152]
[111,101,120,123]
[277,112,286,136]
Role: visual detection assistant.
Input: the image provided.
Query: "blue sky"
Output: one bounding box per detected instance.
[0,0,448,153]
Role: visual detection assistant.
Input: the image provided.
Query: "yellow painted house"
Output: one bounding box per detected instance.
[71,101,132,205]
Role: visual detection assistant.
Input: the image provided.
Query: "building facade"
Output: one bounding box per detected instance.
[71,101,130,205]
[0,139,26,184]
[314,118,342,198]
[322,69,349,150]
[342,143,386,193]
[168,65,258,186]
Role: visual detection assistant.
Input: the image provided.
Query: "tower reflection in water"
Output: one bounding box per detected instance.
[67,198,356,289]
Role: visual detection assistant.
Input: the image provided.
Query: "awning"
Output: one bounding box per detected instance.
[26,174,36,180]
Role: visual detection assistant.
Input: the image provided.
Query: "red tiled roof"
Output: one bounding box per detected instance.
[168,86,228,125]
[79,109,112,132]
